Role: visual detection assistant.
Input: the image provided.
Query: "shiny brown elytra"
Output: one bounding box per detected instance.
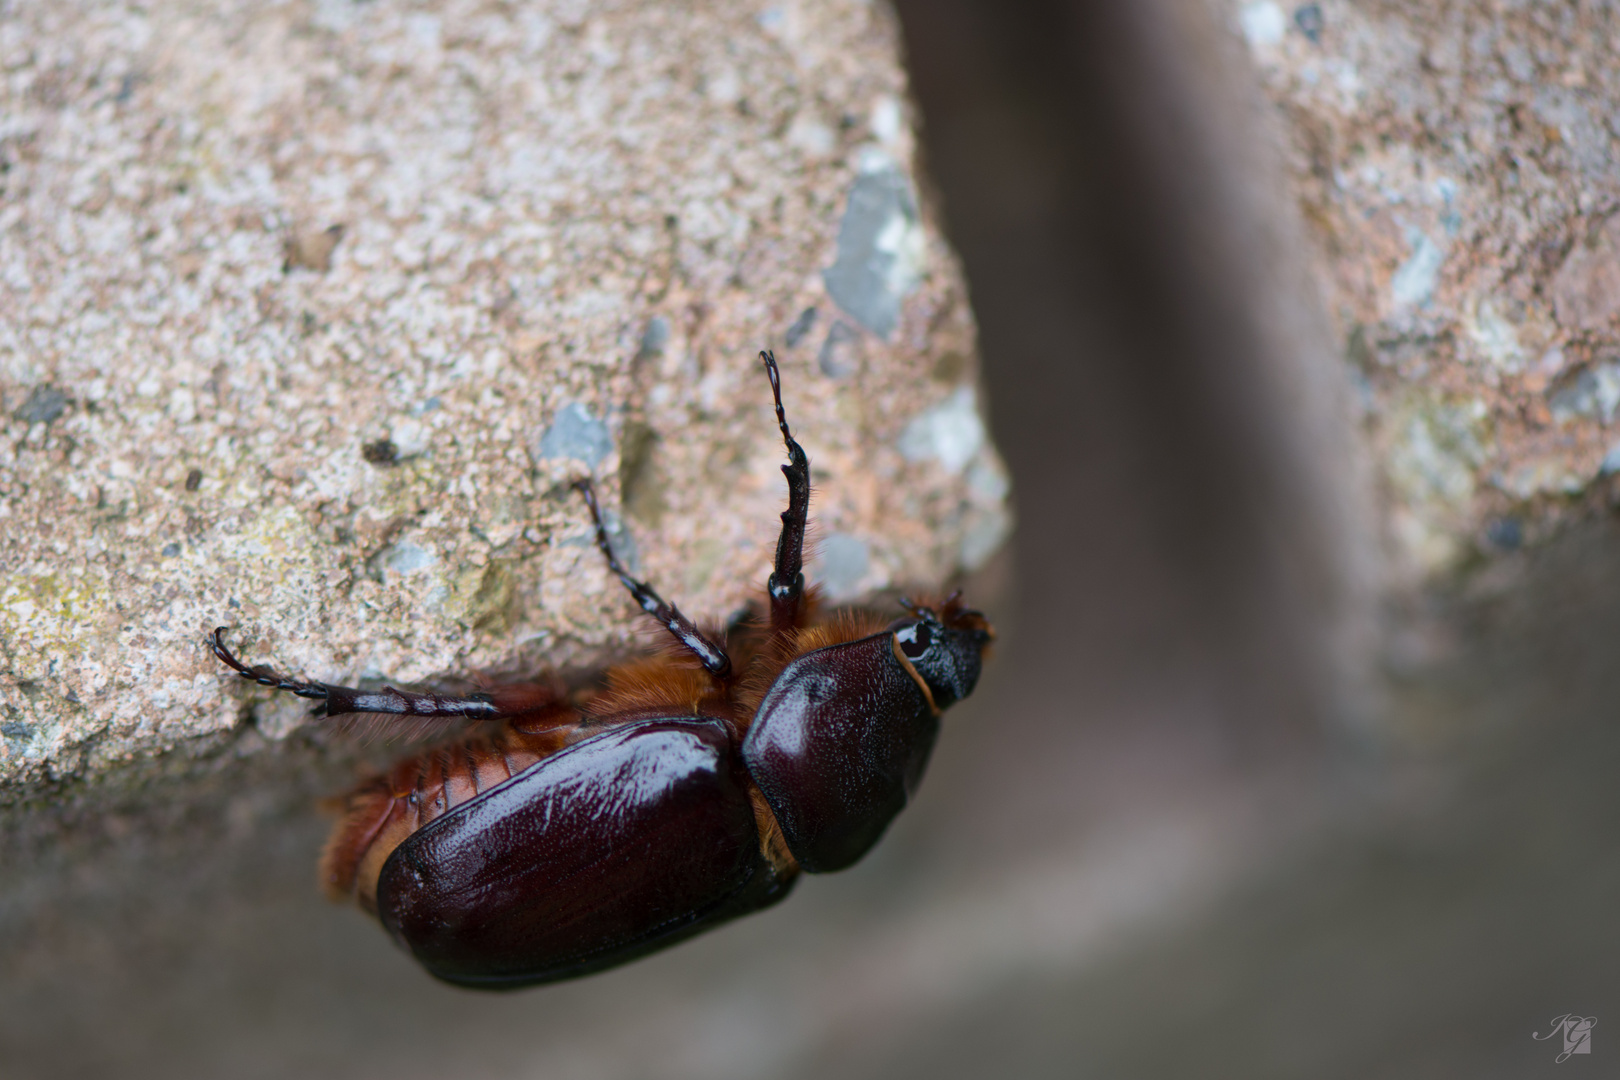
[211,351,993,988]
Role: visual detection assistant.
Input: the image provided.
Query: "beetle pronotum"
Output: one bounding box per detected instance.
[212,351,993,987]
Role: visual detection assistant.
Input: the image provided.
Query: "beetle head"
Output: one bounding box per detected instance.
[890,593,993,710]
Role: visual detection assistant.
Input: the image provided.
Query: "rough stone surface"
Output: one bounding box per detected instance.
[8,3,1612,1074]
[0,0,1008,797]
[1226,0,1620,581]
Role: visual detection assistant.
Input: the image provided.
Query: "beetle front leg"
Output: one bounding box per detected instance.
[574,480,733,679]
[761,350,809,633]
[210,627,504,723]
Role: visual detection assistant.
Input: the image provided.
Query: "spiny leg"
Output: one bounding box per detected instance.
[761,350,810,633]
[210,627,505,723]
[573,480,733,678]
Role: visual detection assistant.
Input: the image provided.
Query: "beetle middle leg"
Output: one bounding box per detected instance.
[574,479,733,678]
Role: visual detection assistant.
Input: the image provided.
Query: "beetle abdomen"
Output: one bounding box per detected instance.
[742,633,941,873]
[320,721,576,910]
[377,717,786,988]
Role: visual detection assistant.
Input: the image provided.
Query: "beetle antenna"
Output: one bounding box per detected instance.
[209,627,329,701]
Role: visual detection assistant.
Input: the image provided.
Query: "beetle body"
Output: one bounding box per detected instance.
[213,352,992,987]
[380,718,784,987]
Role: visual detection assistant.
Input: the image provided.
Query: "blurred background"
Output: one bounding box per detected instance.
[4,1,1617,1077]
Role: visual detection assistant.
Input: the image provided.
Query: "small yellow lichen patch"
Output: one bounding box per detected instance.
[1383,395,1492,576]
[0,568,115,679]
[446,561,516,636]
[226,506,329,596]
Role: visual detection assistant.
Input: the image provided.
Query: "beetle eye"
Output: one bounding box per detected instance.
[896,621,932,659]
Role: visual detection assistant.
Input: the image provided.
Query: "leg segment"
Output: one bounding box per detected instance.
[573,481,733,678]
[761,351,810,633]
[210,627,503,722]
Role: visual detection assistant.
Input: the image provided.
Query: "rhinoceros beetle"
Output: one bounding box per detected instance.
[211,351,993,988]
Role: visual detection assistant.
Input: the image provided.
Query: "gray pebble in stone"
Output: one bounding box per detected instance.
[898,386,986,475]
[1548,362,1620,425]
[785,306,818,348]
[1391,229,1444,309]
[390,418,431,459]
[371,540,438,584]
[822,162,925,339]
[1293,4,1323,43]
[813,533,870,602]
[1484,518,1522,551]
[14,386,69,426]
[1601,442,1620,475]
[537,402,614,468]
[960,509,1012,571]
[966,456,1011,503]
[818,320,860,379]
[640,316,670,356]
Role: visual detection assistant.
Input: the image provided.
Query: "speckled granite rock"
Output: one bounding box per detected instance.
[1226,0,1620,582]
[0,0,1007,797]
